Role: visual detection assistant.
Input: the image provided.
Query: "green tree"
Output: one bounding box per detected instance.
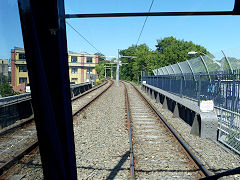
[94,52,106,63]
[95,62,106,79]
[95,59,116,79]
[120,44,156,82]
[156,36,210,66]
[0,83,17,97]
[119,36,211,82]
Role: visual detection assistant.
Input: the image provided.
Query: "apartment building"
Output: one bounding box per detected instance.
[68,52,98,84]
[11,48,98,92]
[11,48,29,92]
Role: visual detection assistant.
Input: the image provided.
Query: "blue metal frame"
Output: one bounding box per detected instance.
[143,70,240,113]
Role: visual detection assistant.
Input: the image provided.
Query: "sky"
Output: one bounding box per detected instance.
[0,0,240,60]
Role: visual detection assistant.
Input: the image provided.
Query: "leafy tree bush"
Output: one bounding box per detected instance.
[119,36,210,82]
[0,83,18,97]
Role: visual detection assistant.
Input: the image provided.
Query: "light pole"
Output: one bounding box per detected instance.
[104,65,107,78]
[155,44,162,75]
[111,64,113,79]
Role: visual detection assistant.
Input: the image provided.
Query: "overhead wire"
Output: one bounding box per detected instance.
[66,21,102,54]
[136,0,155,45]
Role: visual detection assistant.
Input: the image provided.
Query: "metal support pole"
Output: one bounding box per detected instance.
[198,73,202,106]
[17,0,77,179]
[221,50,233,73]
[116,49,120,87]
[116,60,119,87]
[180,75,183,97]
[230,74,235,127]
[111,64,113,79]
[104,66,106,78]
[157,49,159,75]
[199,55,211,82]
[231,70,236,111]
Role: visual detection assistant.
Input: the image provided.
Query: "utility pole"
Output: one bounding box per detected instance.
[104,65,107,78]
[116,49,120,87]
[111,64,113,79]
[106,51,136,87]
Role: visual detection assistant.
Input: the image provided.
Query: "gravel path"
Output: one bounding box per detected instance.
[135,83,240,180]
[74,81,130,179]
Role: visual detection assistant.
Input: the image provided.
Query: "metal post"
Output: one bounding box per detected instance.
[199,56,211,82]
[221,50,233,74]
[169,75,172,92]
[17,0,77,179]
[111,64,113,79]
[198,73,202,106]
[157,49,159,75]
[104,66,106,78]
[231,70,236,112]
[230,81,235,127]
[116,49,120,87]
[116,60,119,87]
[180,75,183,97]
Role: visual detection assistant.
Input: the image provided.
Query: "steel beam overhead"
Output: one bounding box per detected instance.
[17,0,77,179]
[65,11,239,19]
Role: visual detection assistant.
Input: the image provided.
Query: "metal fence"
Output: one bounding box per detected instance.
[142,70,240,154]
[218,108,240,154]
[143,70,240,113]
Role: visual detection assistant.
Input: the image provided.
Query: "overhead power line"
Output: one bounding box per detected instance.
[136,0,155,45]
[66,21,102,53]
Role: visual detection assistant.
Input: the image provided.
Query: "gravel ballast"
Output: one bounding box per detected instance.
[74,81,130,179]
[136,84,240,179]
[2,81,130,179]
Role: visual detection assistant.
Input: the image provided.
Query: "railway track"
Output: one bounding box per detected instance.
[0,80,112,177]
[123,81,211,179]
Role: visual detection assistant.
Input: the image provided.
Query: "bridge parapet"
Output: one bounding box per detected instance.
[0,82,92,129]
[142,83,218,140]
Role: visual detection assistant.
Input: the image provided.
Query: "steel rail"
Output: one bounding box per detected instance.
[0,141,38,176]
[123,82,135,180]
[72,80,113,116]
[0,80,112,177]
[129,82,211,178]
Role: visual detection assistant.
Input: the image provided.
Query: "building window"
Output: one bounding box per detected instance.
[87,57,92,63]
[72,68,78,74]
[19,65,27,72]
[72,78,78,81]
[19,77,27,84]
[19,53,26,60]
[71,56,77,63]
[87,68,92,74]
